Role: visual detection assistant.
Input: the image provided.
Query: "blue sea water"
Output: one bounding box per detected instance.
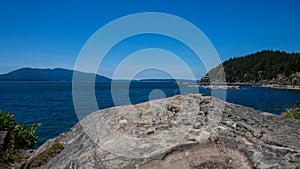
[0,81,299,148]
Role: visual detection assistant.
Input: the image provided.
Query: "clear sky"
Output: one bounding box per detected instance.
[0,0,299,79]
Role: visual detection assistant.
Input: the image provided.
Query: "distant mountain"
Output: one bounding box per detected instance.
[201,50,300,84]
[138,79,177,82]
[0,68,111,82]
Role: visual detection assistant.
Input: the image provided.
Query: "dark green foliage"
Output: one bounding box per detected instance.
[0,112,16,131]
[204,50,300,83]
[13,123,40,148]
[0,110,41,163]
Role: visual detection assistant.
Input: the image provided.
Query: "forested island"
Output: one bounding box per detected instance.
[201,50,300,87]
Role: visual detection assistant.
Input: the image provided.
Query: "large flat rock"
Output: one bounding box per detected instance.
[20,94,300,169]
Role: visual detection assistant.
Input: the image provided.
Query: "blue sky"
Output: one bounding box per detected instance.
[0,0,299,79]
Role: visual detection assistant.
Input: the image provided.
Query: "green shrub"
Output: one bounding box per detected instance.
[281,104,300,120]
[0,110,41,163]
[13,123,40,148]
[0,112,16,131]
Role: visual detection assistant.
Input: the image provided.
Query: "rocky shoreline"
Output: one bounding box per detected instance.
[187,84,241,90]
[13,94,300,169]
[200,85,241,90]
[260,84,300,90]
[200,72,300,91]
[232,83,300,91]
[228,83,300,91]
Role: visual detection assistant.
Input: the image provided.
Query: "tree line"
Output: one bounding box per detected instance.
[202,50,300,83]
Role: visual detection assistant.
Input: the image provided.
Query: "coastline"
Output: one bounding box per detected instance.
[198,82,300,91]
[227,82,300,91]
[226,82,300,91]
[260,84,300,90]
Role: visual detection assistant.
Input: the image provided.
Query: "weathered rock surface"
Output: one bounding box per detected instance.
[0,131,9,147]
[19,94,300,169]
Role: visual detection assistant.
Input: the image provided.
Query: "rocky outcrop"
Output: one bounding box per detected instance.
[266,72,300,86]
[18,94,300,169]
[0,131,9,148]
[259,72,300,90]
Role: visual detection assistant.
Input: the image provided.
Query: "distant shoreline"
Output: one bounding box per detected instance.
[198,82,300,91]
[260,84,300,90]
[228,83,300,91]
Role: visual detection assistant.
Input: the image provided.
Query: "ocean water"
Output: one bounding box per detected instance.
[0,81,299,147]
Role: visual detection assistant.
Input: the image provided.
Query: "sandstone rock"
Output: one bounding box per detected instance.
[21,94,300,169]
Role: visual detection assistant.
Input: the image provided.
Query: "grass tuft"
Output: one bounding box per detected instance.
[30,142,64,168]
[281,104,300,120]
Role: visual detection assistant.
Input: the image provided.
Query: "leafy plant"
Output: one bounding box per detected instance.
[13,123,41,148]
[0,112,16,131]
[0,110,41,164]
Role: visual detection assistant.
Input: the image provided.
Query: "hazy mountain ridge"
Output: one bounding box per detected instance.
[0,68,111,82]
